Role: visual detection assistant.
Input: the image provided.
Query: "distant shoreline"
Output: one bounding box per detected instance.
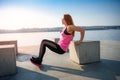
[0,26,120,34]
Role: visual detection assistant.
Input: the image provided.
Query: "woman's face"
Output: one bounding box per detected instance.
[62,18,66,26]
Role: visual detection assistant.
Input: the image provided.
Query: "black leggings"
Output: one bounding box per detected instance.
[38,39,65,62]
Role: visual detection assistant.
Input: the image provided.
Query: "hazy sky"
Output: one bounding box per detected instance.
[0,0,120,30]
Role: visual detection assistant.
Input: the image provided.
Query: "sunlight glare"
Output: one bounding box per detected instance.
[0,6,59,30]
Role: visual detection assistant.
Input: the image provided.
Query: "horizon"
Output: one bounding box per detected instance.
[0,26,119,31]
[0,0,120,30]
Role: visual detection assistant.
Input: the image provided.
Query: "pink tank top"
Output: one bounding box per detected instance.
[58,28,73,52]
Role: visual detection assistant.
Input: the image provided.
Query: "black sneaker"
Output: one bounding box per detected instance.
[30,58,41,67]
[32,57,40,60]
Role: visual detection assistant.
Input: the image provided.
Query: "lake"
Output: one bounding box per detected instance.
[0,29,120,46]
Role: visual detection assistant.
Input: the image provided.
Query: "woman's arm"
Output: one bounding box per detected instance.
[68,25,85,45]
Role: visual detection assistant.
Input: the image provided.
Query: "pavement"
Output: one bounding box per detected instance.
[0,40,120,80]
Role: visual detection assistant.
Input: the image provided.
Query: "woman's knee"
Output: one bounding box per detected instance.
[42,39,48,42]
[41,39,48,44]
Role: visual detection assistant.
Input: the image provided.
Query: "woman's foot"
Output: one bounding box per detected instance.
[30,57,42,67]
[32,56,39,60]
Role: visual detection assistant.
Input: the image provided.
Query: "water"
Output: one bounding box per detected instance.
[82,29,120,41]
[0,29,120,46]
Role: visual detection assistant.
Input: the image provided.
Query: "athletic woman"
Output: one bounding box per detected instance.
[30,14,85,67]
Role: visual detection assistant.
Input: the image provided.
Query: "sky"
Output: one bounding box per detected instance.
[0,0,120,30]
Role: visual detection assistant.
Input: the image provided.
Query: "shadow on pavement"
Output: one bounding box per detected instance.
[40,59,120,80]
[0,67,59,80]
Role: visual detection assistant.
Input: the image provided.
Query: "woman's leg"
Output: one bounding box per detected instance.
[38,39,65,62]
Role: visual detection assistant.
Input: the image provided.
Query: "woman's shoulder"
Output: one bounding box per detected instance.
[67,25,76,30]
[67,25,75,32]
[67,25,75,28]
[67,25,84,32]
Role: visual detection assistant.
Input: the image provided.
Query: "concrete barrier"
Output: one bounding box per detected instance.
[0,40,18,54]
[69,41,100,64]
[0,45,17,77]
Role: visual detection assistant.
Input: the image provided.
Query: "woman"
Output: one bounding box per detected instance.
[30,14,85,67]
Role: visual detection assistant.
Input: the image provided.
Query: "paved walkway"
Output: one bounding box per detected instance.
[0,41,120,80]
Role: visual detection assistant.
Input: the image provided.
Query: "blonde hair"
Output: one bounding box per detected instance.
[64,14,75,36]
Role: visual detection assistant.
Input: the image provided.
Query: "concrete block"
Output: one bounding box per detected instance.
[0,45,17,77]
[69,41,100,64]
[0,40,18,54]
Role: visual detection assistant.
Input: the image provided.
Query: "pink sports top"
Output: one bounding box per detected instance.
[58,27,73,52]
